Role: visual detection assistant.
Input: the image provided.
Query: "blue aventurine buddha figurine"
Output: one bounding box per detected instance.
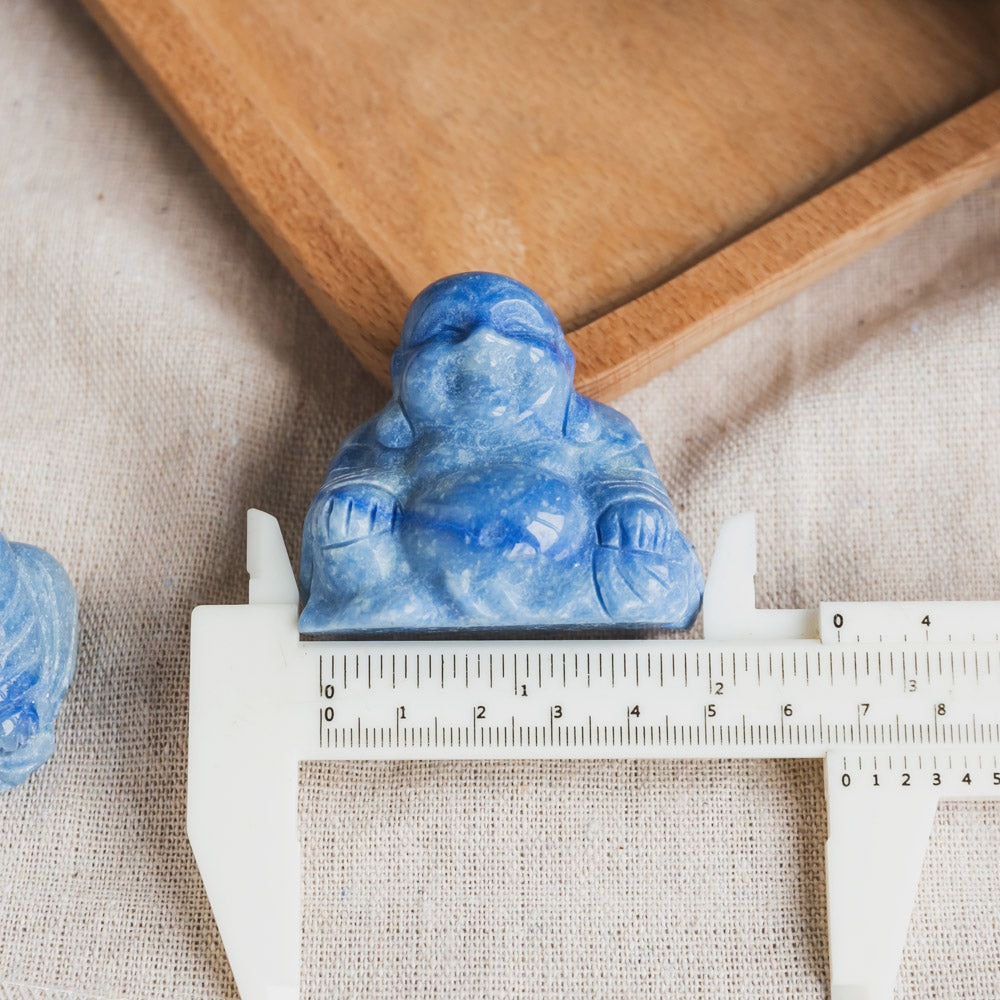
[300,272,703,632]
[0,532,78,791]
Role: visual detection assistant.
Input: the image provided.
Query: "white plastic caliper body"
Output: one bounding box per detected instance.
[188,511,1000,1000]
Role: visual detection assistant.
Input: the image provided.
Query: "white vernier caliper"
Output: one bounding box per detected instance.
[188,511,1000,1000]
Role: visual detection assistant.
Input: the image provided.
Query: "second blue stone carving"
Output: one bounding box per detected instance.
[300,272,703,632]
[0,533,78,791]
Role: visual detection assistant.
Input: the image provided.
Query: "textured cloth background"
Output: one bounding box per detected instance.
[2,1,999,997]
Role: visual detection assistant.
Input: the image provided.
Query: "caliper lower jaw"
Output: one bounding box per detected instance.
[188,511,302,1000]
[823,752,940,1000]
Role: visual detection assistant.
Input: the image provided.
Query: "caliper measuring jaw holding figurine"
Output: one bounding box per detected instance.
[188,273,1000,1000]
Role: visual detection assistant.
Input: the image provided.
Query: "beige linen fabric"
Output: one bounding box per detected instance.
[2,2,999,997]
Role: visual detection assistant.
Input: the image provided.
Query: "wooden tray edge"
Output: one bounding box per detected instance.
[570,91,1000,400]
[79,0,410,379]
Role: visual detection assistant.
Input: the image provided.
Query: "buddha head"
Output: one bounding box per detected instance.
[378,273,577,444]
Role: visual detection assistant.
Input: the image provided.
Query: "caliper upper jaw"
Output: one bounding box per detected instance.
[702,512,818,642]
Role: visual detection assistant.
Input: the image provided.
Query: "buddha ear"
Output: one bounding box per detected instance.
[563,392,599,443]
[375,399,415,449]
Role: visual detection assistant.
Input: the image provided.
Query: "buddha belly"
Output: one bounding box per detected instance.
[402,465,593,617]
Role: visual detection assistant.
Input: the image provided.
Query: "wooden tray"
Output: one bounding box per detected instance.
[82,0,1000,400]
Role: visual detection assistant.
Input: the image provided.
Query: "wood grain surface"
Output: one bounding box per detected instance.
[80,0,1000,399]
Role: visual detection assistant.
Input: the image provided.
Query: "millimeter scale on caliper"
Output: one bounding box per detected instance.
[188,510,1000,1000]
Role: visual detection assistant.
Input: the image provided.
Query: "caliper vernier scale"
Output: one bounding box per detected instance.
[188,511,1000,1000]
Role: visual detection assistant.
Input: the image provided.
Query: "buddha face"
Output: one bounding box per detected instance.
[391,273,575,434]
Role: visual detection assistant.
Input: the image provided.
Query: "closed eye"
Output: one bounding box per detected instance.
[410,323,466,347]
[504,325,557,350]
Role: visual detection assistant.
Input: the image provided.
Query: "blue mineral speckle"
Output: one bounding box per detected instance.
[0,533,78,791]
[300,272,703,632]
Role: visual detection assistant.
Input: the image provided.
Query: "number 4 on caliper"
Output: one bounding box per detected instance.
[189,511,1000,1000]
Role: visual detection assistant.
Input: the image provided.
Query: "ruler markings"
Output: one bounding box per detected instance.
[316,639,1000,757]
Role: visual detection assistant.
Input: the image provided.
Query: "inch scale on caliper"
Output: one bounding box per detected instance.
[188,511,1000,1000]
